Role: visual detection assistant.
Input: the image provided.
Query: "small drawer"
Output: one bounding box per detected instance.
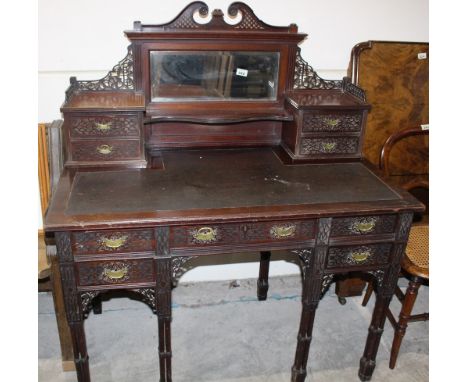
[326,243,392,269]
[69,114,140,138]
[170,220,316,248]
[302,111,362,133]
[72,229,155,255]
[70,139,141,161]
[299,137,359,156]
[331,215,397,237]
[76,258,155,287]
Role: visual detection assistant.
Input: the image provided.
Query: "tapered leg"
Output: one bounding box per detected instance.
[389,278,421,369]
[257,251,271,301]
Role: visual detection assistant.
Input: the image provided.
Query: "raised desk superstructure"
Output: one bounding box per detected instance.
[45,3,424,381]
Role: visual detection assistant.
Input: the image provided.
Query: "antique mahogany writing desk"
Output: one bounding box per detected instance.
[44,3,424,381]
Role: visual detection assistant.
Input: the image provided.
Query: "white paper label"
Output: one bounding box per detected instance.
[236,68,248,77]
[421,124,429,130]
[268,81,275,88]
[417,52,427,60]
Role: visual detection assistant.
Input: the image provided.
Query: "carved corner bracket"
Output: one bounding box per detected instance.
[172,256,199,286]
[293,49,342,91]
[65,45,135,101]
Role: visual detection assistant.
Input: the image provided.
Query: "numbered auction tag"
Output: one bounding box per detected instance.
[236,68,248,77]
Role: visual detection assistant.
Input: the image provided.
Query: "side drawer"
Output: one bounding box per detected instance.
[72,229,155,255]
[170,220,316,249]
[302,111,363,133]
[299,136,360,156]
[326,243,393,270]
[76,258,155,287]
[69,139,141,161]
[69,114,140,138]
[330,215,397,237]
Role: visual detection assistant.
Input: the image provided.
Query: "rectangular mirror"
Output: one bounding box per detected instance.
[150,51,279,102]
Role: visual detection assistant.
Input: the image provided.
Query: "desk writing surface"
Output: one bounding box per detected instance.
[65,148,400,216]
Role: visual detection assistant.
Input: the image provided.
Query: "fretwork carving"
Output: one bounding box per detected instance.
[300,137,359,155]
[293,49,342,90]
[172,256,199,285]
[397,213,414,240]
[60,263,82,322]
[156,227,170,257]
[342,77,367,102]
[366,270,385,289]
[65,45,134,101]
[135,288,157,313]
[317,218,332,246]
[80,291,101,318]
[56,231,73,262]
[321,273,335,297]
[303,113,362,133]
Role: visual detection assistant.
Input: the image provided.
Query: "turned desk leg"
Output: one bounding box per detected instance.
[257,251,271,301]
[56,232,90,382]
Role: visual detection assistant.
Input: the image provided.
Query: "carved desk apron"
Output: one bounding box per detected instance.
[45,148,424,382]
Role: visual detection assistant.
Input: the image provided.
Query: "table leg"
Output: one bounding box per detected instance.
[257,251,271,301]
[155,227,173,382]
[358,294,392,380]
[358,212,413,381]
[290,247,328,382]
[56,232,90,382]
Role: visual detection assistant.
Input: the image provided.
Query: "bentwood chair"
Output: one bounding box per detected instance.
[362,127,429,369]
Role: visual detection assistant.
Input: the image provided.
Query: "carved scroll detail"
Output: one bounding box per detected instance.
[65,45,134,101]
[293,49,342,90]
[140,2,292,32]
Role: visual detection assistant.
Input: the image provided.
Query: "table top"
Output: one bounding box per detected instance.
[45,148,423,230]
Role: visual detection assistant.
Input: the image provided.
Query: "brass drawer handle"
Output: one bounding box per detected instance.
[95,122,112,132]
[102,264,129,281]
[324,118,340,127]
[352,219,376,234]
[101,235,128,249]
[97,144,113,155]
[270,224,296,239]
[191,227,218,244]
[321,142,337,152]
[350,250,371,263]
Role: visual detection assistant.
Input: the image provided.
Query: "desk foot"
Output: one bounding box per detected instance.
[291,366,307,382]
[69,322,91,382]
[358,357,376,381]
[257,251,271,301]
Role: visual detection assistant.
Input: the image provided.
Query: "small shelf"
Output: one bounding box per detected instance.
[144,112,293,125]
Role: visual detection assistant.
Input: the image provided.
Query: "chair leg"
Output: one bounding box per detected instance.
[362,282,374,307]
[389,277,422,369]
[257,251,271,301]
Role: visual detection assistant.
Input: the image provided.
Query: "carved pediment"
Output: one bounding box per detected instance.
[133,2,296,32]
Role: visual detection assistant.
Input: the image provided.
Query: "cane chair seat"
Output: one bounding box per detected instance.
[402,225,429,279]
